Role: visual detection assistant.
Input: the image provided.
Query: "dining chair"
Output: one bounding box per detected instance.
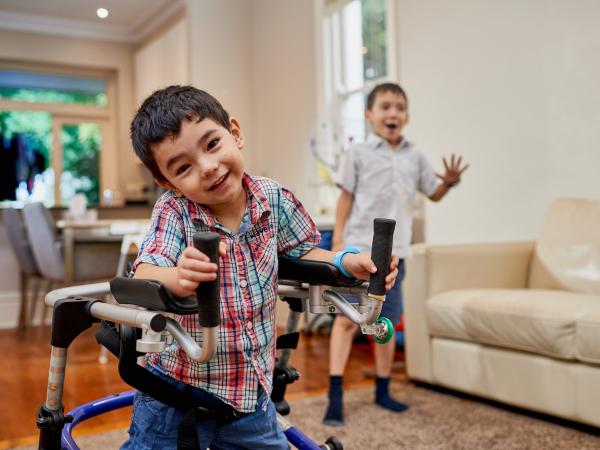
[22,202,121,326]
[2,207,45,329]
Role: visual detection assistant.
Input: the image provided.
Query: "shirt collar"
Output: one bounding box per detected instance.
[366,133,410,150]
[189,173,271,229]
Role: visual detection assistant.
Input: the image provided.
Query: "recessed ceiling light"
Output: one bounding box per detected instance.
[96,8,109,19]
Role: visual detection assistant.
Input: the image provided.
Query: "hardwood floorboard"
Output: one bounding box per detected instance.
[0,322,390,447]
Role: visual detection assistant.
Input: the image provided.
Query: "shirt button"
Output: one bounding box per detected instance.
[240,279,247,288]
[246,321,253,330]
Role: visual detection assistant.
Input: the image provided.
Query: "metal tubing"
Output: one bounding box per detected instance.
[322,290,382,326]
[45,282,111,307]
[45,347,67,411]
[165,318,218,362]
[88,302,166,332]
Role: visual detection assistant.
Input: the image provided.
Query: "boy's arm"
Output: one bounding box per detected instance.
[429,154,469,202]
[331,188,353,251]
[300,247,399,291]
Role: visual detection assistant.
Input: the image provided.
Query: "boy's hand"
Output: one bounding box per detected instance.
[342,253,400,291]
[176,241,227,296]
[436,153,469,187]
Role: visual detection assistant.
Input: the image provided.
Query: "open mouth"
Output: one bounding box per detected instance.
[385,123,398,130]
[208,172,229,191]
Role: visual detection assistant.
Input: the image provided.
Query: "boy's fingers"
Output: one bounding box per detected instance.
[442,157,449,171]
[459,164,470,174]
[184,246,210,262]
[179,259,218,273]
[179,268,217,283]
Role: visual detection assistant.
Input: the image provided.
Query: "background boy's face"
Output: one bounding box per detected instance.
[365,90,409,146]
[153,117,246,210]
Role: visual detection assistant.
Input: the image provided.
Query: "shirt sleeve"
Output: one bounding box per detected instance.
[132,200,186,272]
[417,150,439,197]
[333,148,358,193]
[277,187,321,259]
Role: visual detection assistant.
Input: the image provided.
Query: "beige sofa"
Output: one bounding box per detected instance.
[404,198,600,427]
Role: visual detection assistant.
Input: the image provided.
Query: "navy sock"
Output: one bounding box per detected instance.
[323,375,344,426]
[375,376,409,412]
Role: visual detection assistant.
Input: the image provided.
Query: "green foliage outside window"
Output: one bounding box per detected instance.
[0,87,107,106]
[362,0,387,81]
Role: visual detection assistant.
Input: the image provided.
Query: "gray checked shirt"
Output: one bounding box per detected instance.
[334,133,438,258]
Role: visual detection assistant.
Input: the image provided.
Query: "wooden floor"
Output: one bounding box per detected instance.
[0,323,389,449]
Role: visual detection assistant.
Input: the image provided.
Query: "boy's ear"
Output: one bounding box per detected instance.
[364,108,373,124]
[155,178,181,196]
[229,117,245,149]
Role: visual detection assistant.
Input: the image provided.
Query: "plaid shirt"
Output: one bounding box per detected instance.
[133,174,320,412]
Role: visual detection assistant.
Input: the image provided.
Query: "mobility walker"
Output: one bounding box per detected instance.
[36,218,396,450]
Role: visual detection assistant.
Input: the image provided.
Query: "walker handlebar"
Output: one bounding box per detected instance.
[367,218,396,296]
[193,232,221,328]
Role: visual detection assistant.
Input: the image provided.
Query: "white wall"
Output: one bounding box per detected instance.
[134,18,189,106]
[251,0,318,204]
[185,0,318,206]
[186,0,256,171]
[395,0,600,244]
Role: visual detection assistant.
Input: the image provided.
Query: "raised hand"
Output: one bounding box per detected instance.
[436,154,469,188]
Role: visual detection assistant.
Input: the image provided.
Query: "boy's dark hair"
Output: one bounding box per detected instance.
[366,82,408,110]
[130,85,231,181]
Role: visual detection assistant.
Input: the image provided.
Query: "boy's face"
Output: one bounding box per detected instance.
[365,90,409,146]
[153,117,246,212]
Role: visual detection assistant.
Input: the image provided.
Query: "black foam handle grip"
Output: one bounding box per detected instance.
[193,232,221,327]
[367,218,396,296]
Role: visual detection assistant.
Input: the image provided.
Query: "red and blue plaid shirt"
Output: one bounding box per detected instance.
[133,174,320,412]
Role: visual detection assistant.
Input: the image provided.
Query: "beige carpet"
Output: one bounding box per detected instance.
[13,383,600,449]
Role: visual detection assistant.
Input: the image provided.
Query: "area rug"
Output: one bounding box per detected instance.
[12,383,600,449]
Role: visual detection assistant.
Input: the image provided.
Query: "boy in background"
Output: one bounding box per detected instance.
[124,85,400,449]
[324,82,468,426]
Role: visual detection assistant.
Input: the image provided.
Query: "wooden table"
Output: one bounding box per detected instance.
[56,219,149,284]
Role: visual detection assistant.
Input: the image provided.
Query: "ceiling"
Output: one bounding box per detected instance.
[0,0,184,42]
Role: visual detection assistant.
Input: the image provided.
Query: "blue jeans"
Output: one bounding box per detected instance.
[121,370,289,450]
[380,259,405,327]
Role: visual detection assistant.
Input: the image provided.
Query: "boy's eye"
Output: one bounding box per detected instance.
[176,164,190,175]
[207,138,220,150]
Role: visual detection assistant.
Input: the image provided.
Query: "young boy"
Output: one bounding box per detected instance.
[323,82,469,426]
[123,85,399,449]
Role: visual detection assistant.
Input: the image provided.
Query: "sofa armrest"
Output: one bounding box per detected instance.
[403,241,535,382]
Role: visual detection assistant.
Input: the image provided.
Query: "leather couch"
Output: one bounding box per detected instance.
[403,198,600,427]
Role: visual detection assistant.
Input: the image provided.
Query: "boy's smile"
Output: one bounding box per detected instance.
[152,117,247,218]
[366,90,409,147]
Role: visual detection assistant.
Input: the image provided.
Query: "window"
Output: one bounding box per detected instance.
[0,66,113,208]
[314,0,395,215]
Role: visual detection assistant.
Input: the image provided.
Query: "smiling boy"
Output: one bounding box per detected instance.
[123,85,399,449]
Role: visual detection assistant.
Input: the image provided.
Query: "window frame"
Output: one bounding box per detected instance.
[315,0,397,215]
[0,60,117,207]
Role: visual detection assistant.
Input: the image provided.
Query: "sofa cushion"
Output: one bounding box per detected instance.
[528,198,600,294]
[575,308,600,365]
[427,289,600,360]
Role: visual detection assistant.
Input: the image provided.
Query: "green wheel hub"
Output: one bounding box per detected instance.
[373,316,394,344]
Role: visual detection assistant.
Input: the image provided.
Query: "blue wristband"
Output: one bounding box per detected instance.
[332,246,360,278]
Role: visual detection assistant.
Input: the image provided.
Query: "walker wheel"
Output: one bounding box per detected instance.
[373,317,394,344]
